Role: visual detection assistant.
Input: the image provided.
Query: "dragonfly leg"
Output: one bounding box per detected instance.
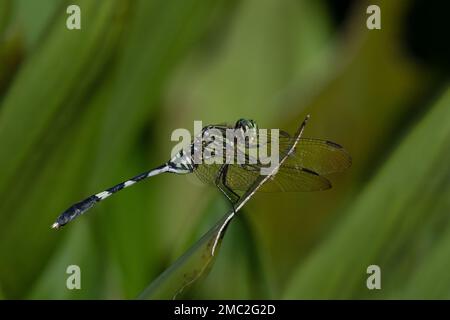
[214,164,240,213]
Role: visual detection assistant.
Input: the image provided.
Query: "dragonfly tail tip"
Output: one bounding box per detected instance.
[51,222,60,230]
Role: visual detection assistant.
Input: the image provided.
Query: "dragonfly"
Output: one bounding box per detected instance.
[52,115,351,229]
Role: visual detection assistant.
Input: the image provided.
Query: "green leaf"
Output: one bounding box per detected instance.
[283,86,450,299]
[0,0,128,197]
[190,210,270,299]
[0,0,130,298]
[28,221,105,299]
[0,26,23,94]
[14,0,61,49]
[0,75,114,298]
[396,215,450,299]
[138,211,235,299]
[0,0,11,33]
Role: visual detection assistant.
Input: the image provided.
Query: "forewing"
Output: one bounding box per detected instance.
[264,133,351,175]
[225,164,331,192]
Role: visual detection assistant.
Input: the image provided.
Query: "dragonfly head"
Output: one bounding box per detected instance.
[235,119,258,147]
[234,119,258,131]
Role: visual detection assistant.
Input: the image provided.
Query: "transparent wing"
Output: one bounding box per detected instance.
[281,138,352,175]
[194,126,350,192]
[256,131,352,175]
[224,164,331,192]
[193,163,222,186]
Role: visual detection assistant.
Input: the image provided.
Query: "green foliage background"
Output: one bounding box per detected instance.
[0,0,448,299]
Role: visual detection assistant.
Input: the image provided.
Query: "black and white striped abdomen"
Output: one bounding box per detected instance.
[168,148,195,173]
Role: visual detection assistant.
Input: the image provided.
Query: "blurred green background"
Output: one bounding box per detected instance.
[0,0,449,299]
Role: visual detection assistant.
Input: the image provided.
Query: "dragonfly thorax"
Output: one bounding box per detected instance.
[168,148,195,173]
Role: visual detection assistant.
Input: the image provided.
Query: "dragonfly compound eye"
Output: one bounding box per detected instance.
[234,119,246,129]
[234,119,258,130]
[249,120,258,129]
